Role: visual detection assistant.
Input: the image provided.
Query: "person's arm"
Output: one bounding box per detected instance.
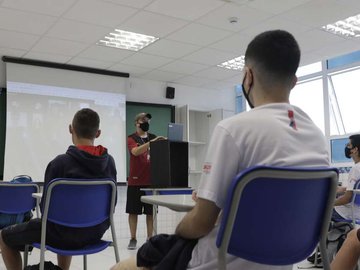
[175,197,220,239]
[130,136,166,156]
[334,190,353,206]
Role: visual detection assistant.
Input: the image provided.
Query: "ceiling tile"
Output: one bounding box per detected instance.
[297,29,347,53]
[23,51,72,63]
[282,0,358,28]
[0,47,27,58]
[121,52,173,69]
[46,19,110,44]
[0,29,39,50]
[78,45,134,62]
[167,23,232,46]
[145,0,224,21]
[209,33,252,55]
[63,0,137,27]
[31,37,88,56]
[109,63,151,76]
[141,39,199,59]
[182,48,238,66]
[240,16,311,38]
[158,60,208,75]
[119,11,188,38]
[246,0,312,15]
[1,0,77,16]
[194,66,240,80]
[101,0,153,9]
[0,7,57,35]
[141,70,185,82]
[311,40,360,61]
[67,57,114,69]
[197,3,273,32]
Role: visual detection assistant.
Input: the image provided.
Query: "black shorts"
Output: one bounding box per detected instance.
[1,218,109,251]
[126,185,153,215]
[1,218,42,251]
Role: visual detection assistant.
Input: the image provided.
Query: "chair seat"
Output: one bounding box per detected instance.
[32,240,111,256]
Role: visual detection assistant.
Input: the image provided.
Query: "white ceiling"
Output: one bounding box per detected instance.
[0,0,359,91]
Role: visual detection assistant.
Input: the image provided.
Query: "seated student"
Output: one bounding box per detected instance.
[333,134,360,220]
[111,29,329,270]
[0,108,117,270]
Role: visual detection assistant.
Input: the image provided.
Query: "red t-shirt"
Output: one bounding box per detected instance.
[127,134,151,186]
[77,145,106,156]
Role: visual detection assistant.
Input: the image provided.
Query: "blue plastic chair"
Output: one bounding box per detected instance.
[0,181,40,266]
[25,178,119,270]
[216,166,338,270]
[0,182,39,218]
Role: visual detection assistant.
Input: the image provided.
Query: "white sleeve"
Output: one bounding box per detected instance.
[346,166,360,191]
[196,124,241,209]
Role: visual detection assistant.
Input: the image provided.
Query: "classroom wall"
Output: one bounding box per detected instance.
[126,77,235,112]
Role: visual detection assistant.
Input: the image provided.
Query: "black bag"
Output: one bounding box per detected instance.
[24,261,62,270]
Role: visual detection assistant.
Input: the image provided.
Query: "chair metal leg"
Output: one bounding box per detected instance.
[83,254,87,270]
[23,245,29,267]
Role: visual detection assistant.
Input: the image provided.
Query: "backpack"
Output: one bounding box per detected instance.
[327,221,354,262]
[0,175,34,229]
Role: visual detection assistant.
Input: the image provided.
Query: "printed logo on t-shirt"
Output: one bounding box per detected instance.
[288,110,297,130]
[203,162,212,174]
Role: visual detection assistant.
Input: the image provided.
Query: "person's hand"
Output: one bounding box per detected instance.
[150,136,167,142]
[192,190,198,202]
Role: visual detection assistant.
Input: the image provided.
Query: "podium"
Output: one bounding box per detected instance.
[150,140,188,188]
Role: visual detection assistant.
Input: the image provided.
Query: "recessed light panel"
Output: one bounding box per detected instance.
[322,14,360,38]
[97,29,159,51]
[217,55,245,71]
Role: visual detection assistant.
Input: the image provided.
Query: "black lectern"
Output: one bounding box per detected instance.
[150,140,188,188]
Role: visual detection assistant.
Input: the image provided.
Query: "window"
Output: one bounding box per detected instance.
[290,78,324,133]
[328,67,360,135]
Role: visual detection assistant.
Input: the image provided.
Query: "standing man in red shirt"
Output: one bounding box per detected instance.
[126,112,165,250]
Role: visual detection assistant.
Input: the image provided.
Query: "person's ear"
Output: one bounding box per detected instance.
[290,75,298,90]
[95,129,101,138]
[243,67,253,91]
[69,124,73,134]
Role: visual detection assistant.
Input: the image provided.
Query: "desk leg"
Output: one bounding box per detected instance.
[153,205,157,235]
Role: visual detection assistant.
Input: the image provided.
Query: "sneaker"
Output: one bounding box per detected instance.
[307,252,322,264]
[127,238,137,250]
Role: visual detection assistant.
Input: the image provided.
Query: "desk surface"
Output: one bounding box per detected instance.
[141,194,195,212]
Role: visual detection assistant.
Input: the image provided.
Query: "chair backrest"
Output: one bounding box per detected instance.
[216,166,338,267]
[352,179,360,206]
[41,178,116,227]
[0,183,39,214]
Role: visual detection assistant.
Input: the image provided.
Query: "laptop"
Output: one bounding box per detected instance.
[167,123,184,142]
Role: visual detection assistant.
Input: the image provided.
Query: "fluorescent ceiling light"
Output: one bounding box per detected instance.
[217,55,245,71]
[97,29,159,51]
[322,13,360,38]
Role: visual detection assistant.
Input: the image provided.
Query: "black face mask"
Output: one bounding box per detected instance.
[241,74,254,109]
[139,122,149,132]
[345,146,354,159]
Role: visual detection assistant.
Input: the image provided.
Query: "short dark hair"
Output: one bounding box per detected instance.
[349,134,360,153]
[245,30,300,82]
[72,108,100,139]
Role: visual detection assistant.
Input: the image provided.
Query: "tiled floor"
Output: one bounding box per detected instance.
[0,186,323,269]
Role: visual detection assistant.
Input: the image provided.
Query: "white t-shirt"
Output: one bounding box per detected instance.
[335,162,360,220]
[188,103,329,270]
